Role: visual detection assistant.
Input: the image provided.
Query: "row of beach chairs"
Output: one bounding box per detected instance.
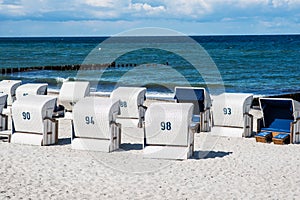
[0,79,299,160]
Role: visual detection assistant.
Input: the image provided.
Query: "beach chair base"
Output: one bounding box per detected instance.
[72,138,120,152]
[11,132,57,146]
[0,130,11,142]
[210,126,244,138]
[143,145,193,160]
[255,136,269,143]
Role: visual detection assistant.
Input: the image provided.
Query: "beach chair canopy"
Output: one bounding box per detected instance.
[143,102,195,160]
[15,83,48,100]
[73,97,120,139]
[72,97,121,152]
[259,98,300,133]
[145,103,193,146]
[58,81,90,111]
[0,80,21,106]
[174,87,211,115]
[12,95,57,134]
[110,87,146,118]
[212,93,253,128]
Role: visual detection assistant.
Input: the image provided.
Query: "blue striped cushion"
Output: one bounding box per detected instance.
[273,133,289,139]
[256,132,272,137]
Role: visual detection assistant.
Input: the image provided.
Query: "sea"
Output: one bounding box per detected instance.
[1,35,300,98]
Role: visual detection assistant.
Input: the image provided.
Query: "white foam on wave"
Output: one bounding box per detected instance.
[90,91,111,97]
[146,92,174,101]
[89,90,174,100]
[55,77,75,83]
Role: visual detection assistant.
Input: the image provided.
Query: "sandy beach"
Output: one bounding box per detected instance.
[1,97,300,200]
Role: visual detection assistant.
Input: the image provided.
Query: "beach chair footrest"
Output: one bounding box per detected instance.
[272,133,290,145]
[255,131,272,143]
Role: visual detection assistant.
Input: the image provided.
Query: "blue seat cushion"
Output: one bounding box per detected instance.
[273,133,289,140]
[262,118,292,133]
[192,115,200,123]
[256,132,272,137]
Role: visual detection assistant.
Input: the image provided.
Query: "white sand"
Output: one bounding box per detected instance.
[1,97,300,199]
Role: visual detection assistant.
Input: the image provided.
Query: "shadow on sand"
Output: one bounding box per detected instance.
[191,150,233,160]
[57,138,71,145]
[119,143,143,151]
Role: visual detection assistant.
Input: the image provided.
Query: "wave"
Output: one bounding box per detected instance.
[55,77,76,83]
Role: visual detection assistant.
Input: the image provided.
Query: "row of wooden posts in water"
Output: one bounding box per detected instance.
[0,62,141,75]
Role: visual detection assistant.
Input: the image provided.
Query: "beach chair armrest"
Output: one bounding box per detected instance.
[293,117,300,123]
[256,117,264,133]
[189,122,200,133]
[243,112,253,137]
[291,118,300,144]
[0,113,7,117]
[43,116,57,123]
[138,105,148,111]
[138,105,147,128]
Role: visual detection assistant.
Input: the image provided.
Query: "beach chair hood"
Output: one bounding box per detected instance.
[73,97,120,139]
[58,81,90,111]
[15,83,48,100]
[12,95,56,134]
[110,87,146,118]
[212,93,253,128]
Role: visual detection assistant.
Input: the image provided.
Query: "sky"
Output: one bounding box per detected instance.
[0,0,300,36]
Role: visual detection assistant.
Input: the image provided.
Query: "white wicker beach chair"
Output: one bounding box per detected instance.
[57,81,90,119]
[256,98,300,144]
[174,86,212,132]
[71,97,121,152]
[15,83,48,100]
[110,87,146,128]
[143,103,197,160]
[10,95,58,145]
[210,93,253,137]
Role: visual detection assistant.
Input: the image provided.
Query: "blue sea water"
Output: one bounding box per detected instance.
[0,35,300,96]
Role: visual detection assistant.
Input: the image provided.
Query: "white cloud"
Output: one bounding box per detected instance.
[130,3,166,15]
[84,0,116,8]
[1,0,300,21]
[1,0,300,35]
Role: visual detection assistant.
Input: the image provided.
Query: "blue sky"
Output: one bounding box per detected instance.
[0,0,300,36]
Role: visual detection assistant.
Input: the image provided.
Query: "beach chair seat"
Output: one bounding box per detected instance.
[256,98,300,144]
[10,95,58,146]
[110,87,146,128]
[143,103,196,160]
[56,81,90,119]
[211,93,254,137]
[72,97,121,152]
[174,86,212,132]
[15,83,48,100]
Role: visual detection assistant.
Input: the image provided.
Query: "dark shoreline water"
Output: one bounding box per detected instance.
[1,35,300,96]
